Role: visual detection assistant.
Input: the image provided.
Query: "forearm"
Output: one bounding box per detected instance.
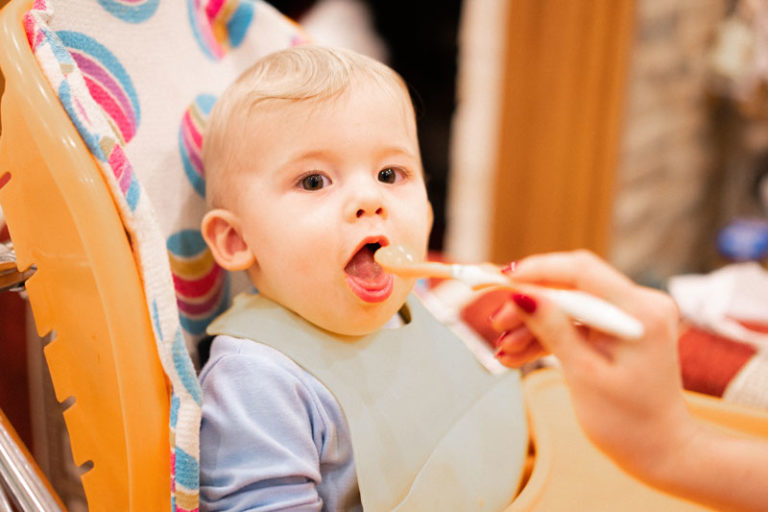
[647,419,768,512]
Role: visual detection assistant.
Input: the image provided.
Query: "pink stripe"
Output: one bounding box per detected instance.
[83,76,134,142]
[177,283,224,316]
[184,110,204,148]
[109,145,133,193]
[73,53,136,135]
[188,150,204,179]
[181,124,204,175]
[23,15,36,45]
[73,52,135,119]
[181,115,203,154]
[196,9,225,58]
[172,264,222,298]
[205,0,226,20]
[182,142,204,180]
[170,451,176,494]
[73,96,92,126]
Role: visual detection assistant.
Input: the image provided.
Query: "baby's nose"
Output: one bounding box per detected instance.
[346,182,387,221]
[356,205,384,218]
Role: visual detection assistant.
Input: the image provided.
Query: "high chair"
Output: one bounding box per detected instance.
[0,0,173,508]
[0,0,305,509]
[1,0,768,510]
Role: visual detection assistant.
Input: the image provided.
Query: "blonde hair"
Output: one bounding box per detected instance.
[202,45,413,207]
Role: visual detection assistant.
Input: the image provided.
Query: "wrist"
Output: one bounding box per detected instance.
[608,403,699,491]
[641,413,703,491]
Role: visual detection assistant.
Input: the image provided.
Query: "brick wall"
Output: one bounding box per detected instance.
[611,0,727,286]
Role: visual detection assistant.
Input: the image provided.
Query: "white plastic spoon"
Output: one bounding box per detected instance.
[375,244,645,340]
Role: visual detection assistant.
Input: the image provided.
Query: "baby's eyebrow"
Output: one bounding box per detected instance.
[270,150,331,174]
[282,149,328,163]
[375,145,420,161]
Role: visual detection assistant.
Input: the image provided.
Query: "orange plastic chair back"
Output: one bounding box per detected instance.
[0,0,170,509]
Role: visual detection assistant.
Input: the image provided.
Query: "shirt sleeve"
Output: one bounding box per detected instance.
[199,345,327,512]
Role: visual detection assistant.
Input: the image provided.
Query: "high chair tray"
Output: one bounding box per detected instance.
[511,367,768,511]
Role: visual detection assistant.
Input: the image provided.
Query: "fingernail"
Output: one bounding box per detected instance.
[495,349,507,359]
[511,293,537,314]
[500,261,517,274]
[494,330,511,348]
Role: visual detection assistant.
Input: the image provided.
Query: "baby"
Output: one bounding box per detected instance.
[198,45,526,511]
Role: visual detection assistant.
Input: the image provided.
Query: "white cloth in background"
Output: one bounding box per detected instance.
[669,262,768,349]
[669,262,768,407]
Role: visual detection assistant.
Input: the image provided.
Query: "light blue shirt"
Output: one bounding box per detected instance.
[199,335,362,511]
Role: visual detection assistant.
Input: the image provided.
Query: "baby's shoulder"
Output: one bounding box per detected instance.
[200,334,307,384]
[199,334,342,424]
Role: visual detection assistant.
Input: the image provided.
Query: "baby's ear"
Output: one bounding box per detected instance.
[201,209,255,271]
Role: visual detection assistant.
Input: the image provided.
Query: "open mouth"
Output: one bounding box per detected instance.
[344,239,393,302]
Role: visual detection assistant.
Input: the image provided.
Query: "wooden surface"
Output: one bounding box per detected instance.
[491,0,636,263]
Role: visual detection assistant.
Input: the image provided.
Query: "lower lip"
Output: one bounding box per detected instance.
[345,274,395,303]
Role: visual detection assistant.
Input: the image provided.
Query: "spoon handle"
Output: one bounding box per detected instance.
[450,263,645,340]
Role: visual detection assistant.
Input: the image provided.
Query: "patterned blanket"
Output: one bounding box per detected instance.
[22,1,307,509]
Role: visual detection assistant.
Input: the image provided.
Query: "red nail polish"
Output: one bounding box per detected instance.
[500,261,517,274]
[511,293,537,314]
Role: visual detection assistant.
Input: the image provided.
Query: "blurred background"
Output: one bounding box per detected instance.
[269,0,768,285]
[2,0,768,508]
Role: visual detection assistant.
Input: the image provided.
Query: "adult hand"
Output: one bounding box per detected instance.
[492,250,690,482]
[492,250,768,511]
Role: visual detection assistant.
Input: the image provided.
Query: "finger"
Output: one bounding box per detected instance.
[489,301,523,332]
[504,250,635,304]
[509,288,601,369]
[495,339,547,368]
[495,327,548,365]
[494,324,535,350]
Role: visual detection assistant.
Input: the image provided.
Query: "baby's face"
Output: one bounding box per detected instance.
[227,82,431,335]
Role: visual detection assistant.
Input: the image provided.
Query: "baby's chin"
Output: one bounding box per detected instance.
[300,285,414,336]
[259,276,417,337]
[304,301,406,337]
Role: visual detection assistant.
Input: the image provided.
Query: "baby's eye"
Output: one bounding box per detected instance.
[299,173,330,191]
[378,167,403,184]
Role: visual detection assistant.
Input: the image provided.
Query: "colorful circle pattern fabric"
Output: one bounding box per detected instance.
[53,39,141,212]
[188,0,255,60]
[97,0,160,23]
[179,94,217,198]
[56,30,141,145]
[167,230,230,336]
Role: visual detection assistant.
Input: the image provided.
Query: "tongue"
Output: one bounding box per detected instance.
[345,247,384,281]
